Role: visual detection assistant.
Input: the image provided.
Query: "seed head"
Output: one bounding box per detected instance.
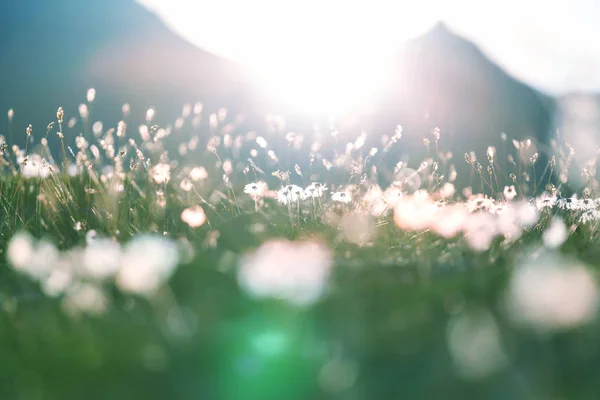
[57,107,64,124]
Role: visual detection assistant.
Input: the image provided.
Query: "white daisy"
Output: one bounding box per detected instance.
[543,218,568,249]
[535,193,557,210]
[277,185,304,205]
[244,181,268,199]
[503,185,516,201]
[304,182,327,199]
[331,191,352,204]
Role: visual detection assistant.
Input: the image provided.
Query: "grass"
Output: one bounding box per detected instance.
[1,100,600,399]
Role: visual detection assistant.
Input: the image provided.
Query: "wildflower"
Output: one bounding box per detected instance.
[83,238,121,280]
[466,196,495,213]
[237,239,333,306]
[543,218,568,249]
[574,198,597,211]
[116,235,180,296]
[277,185,304,204]
[331,191,351,204]
[439,183,455,199]
[363,185,388,216]
[189,166,208,181]
[557,197,575,210]
[244,181,268,199]
[490,202,508,214]
[507,256,598,331]
[180,178,193,192]
[42,268,73,298]
[535,193,557,210]
[87,88,96,103]
[7,233,58,281]
[20,154,53,178]
[463,212,498,252]
[515,201,539,228]
[580,210,600,224]
[432,204,467,238]
[304,182,327,199]
[383,185,403,207]
[503,185,516,201]
[393,194,438,231]
[181,205,207,228]
[150,163,171,184]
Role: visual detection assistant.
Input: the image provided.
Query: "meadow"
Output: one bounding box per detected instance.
[1,95,600,400]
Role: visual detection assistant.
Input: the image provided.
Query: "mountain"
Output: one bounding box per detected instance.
[0,6,558,191]
[365,22,556,188]
[0,0,258,146]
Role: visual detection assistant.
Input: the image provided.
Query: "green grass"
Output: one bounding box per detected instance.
[1,105,600,400]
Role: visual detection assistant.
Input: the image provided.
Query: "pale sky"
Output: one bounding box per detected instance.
[138,0,600,112]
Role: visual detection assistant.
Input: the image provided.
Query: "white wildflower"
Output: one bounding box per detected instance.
[304,182,327,199]
[42,268,73,298]
[543,218,568,249]
[189,166,208,181]
[331,191,351,204]
[574,198,597,211]
[383,185,403,207]
[116,235,180,296]
[181,205,207,228]
[7,233,58,281]
[83,238,122,280]
[503,185,516,201]
[580,210,600,224]
[180,178,193,192]
[557,196,576,211]
[393,194,438,231]
[463,212,498,252]
[237,239,333,306]
[277,185,304,204]
[466,196,495,213]
[432,205,467,238]
[244,181,268,199]
[535,193,557,210]
[507,256,598,331]
[150,163,171,184]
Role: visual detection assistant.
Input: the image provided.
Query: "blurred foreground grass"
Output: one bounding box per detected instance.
[0,174,599,400]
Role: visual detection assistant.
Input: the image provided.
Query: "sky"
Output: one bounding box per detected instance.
[138,0,600,111]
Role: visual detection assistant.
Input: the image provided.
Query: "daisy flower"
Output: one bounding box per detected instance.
[503,185,516,201]
[277,185,304,205]
[535,193,557,210]
[244,181,268,199]
[304,182,327,199]
[331,191,352,204]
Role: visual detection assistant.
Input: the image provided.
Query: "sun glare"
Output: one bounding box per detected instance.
[140,0,440,114]
[251,46,395,115]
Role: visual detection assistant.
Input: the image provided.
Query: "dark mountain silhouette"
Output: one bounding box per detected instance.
[1,4,557,191]
[0,0,259,146]
[364,22,556,189]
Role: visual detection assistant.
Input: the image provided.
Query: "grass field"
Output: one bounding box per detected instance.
[1,101,600,399]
